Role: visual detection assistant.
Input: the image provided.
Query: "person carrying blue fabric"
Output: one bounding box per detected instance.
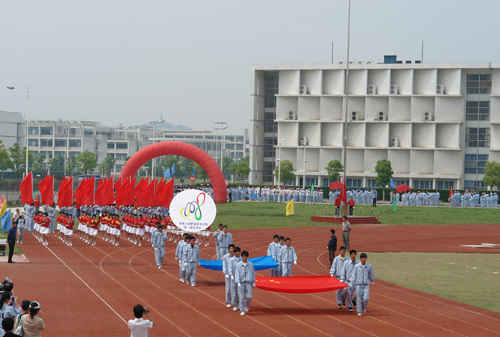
[234,250,255,316]
[228,247,243,312]
[151,223,168,269]
[217,225,233,259]
[279,238,297,277]
[222,244,235,308]
[266,235,280,276]
[341,249,360,313]
[349,253,375,316]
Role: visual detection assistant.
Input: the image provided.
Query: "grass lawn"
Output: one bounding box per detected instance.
[213,202,500,229]
[368,252,500,313]
[0,232,24,254]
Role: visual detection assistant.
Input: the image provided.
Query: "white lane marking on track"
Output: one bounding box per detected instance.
[69,245,191,337]
[128,248,287,337]
[42,245,128,325]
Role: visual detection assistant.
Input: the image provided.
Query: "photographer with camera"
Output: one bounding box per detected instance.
[128,304,154,337]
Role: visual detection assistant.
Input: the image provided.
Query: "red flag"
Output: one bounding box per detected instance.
[102,178,114,205]
[20,172,34,204]
[135,178,149,207]
[339,177,347,203]
[114,177,122,194]
[329,181,342,190]
[116,177,135,206]
[255,276,348,294]
[82,177,95,206]
[141,179,155,207]
[38,174,54,205]
[74,178,86,208]
[396,184,411,193]
[449,186,454,200]
[155,178,165,206]
[161,179,174,207]
[95,178,105,206]
[58,177,73,207]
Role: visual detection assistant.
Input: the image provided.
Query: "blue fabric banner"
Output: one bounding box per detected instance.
[200,256,278,271]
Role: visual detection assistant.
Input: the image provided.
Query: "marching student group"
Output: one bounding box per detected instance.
[17,199,375,318]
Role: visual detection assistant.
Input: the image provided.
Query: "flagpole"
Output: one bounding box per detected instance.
[342,0,352,217]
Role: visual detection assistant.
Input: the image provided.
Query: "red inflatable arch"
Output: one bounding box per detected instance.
[120,141,227,203]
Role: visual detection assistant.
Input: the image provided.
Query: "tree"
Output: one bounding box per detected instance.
[99,155,116,177]
[241,155,249,164]
[483,161,500,188]
[222,156,233,179]
[65,155,80,176]
[194,163,208,183]
[235,161,250,183]
[31,152,46,176]
[77,150,97,175]
[8,143,26,179]
[0,140,13,178]
[50,155,66,177]
[273,160,295,185]
[325,159,344,183]
[227,162,238,182]
[375,159,394,200]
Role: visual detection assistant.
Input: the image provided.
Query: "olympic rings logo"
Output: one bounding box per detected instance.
[180,192,206,221]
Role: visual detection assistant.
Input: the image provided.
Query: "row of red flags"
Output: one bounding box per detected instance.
[19,173,174,208]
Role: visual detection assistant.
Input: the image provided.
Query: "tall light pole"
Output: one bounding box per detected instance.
[301,137,308,188]
[342,0,352,216]
[152,115,165,179]
[212,121,227,171]
[277,131,284,187]
[7,86,30,176]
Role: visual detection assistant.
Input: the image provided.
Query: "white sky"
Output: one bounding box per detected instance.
[0,0,498,133]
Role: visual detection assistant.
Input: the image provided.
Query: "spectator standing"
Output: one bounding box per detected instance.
[341,216,352,251]
[16,301,44,337]
[2,318,21,337]
[327,229,337,267]
[16,215,26,245]
[7,222,17,264]
[128,304,154,337]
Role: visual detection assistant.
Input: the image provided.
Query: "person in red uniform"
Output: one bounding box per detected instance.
[40,212,50,246]
[347,197,355,216]
[89,215,99,246]
[334,196,341,216]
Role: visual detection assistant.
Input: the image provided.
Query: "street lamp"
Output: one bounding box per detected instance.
[301,137,308,188]
[152,115,165,179]
[7,86,30,176]
[212,121,227,171]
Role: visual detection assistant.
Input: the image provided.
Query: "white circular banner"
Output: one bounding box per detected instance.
[170,189,217,233]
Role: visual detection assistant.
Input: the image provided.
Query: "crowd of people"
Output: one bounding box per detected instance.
[227,186,324,203]
[449,191,499,208]
[0,278,45,337]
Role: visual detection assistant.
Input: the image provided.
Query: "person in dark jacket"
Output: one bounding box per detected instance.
[327,229,337,267]
[7,221,17,263]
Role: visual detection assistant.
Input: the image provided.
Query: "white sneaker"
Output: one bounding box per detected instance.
[358,313,362,316]
[245,306,249,312]
[233,307,238,312]
[158,266,161,269]
[191,284,195,287]
[240,312,245,316]
[226,304,232,308]
[180,278,185,283]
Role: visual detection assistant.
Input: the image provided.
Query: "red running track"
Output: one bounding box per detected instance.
[4,224,500,336]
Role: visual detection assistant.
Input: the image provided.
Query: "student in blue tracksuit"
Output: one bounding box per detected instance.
[330,246,349,310]
[175,233,188,282]
[349,253,375,316]
[228,247,242,311]
[217,225,233,259]
[213,223,224,259]
[222,244,236,308]
[151,224,168,269]
[183,236,200,287]
[234,250,255,316]
[342,249,360,313]
[279,238,297,276]
[266,234,280,276]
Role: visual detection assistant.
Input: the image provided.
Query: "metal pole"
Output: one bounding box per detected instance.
[342,0,352,216]
[303,145,306,188]
[277,130,281,187]
[26,87,30,176]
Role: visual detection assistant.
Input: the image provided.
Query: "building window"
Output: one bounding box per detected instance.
[395,180,409,186]
[264,72,279,108]
[70,128,77,136]
[54,139,67,147]
[115,142,128,149]
[466,101,490,121]
[466,128,490,147]
[28,127,39,135]
[40,139,53,147]
[28,139,39,146]
[466,74,491,94]
[84,128,94,136]
[437,181,454,189]
[263,161,275,183]
[69,139,81,148]
[346,179,362,187]
[40,127,53,135]
[465,154,488,174]
[264,113,277,133]
[115,153,127,161]
[107,142,115,149]
[305,178,318,186]
[68,151,80,157]
[413,180,433,189]
[368,179,381,187]
[54,151,67,158]
[464,180,485,189]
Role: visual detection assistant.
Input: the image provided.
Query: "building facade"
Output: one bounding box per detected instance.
[0,111,25,148]
[250,60,500,189]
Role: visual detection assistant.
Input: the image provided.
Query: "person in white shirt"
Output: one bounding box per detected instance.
[128,304,154,337]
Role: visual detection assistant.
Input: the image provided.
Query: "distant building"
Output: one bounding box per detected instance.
[26,119,248,176]
[0,111,25,148]
[250,59,500,190]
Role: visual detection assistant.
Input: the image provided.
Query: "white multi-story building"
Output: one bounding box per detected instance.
[0,111,25,148]
[250,57,500,190]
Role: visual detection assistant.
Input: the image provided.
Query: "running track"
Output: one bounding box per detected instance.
[4,224,500,336]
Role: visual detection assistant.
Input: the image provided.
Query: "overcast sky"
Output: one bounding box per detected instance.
[0,0,498,133]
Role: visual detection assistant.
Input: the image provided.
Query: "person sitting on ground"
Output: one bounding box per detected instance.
[128,304,154,337]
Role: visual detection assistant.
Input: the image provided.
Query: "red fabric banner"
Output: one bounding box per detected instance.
[161,179,174,207]
[20,172,34,205]
[135,178,149,207]
[329,181,342,190]
[38,174,54,205]
[395,184,411,193]
[448,186,454,200]
[95,178,104,206]
[116,177,135,206]
[102,178,115,205]
[255,276,348,294]
[82,177,95,206]
[58,177,73,207]
[141,179,155,207]
[339,178,347,203]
